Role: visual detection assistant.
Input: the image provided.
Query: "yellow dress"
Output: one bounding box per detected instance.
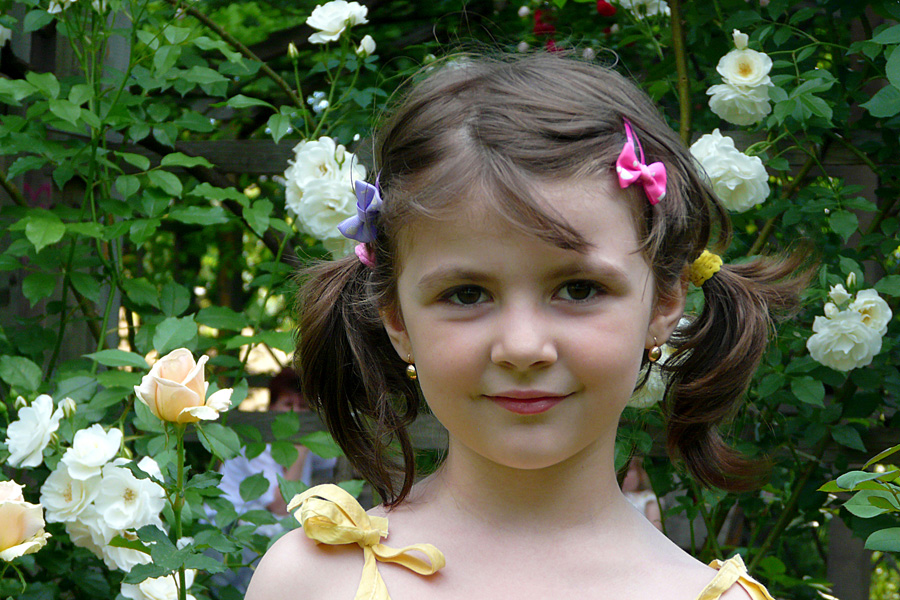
[288,484,776,600]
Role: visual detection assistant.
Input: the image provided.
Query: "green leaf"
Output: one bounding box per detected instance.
[8,155,48,179]
[115,175,141,198]
[25,72,59,99]
[845,490,895,518]
[277,474,308,505]
[860,85,900,118]
[875,275,900,297]
[337,480,365,498]
[119,152,151,171]
[153,316,198,354]
[68,83,93,106]
[243,200,272,237]
[23,272,57,304]
[160,152,214,169]
[865,528,900,552]
[121,277,159,308]
[873,24,900,44]
[129,218,161,245]
[267,113,292,144]
[183,66,228,85]
[832,425,867,452]
[160,282,191,317]
[239,472,271,502]
[887,48,900,90]
[272,413,301,439]
[69,271,101,303]
[829,211,858,242]
[864,444,900,469]
[0,355,43,392]
[190,182,247,203]
[298,430,344,458]
[153,45,182,75]
[0,78,38,103]
[147,170,183,197]
[163,25,192,45]
[195,306,245,330]
[836,470,889,490]
[790,376,824,407]
[24,10,54,33]
[198,422,241,460]
[169,206,229,226]
[86,349,149,369]
[25,210,66,252]
[222,95,275,110]
[271,440,300,468]
[49,99,82,125]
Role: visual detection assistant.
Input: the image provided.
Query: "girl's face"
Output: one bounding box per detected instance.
[382,176,685,471]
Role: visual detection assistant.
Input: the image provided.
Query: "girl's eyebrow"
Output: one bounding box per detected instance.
[416,267,494,291]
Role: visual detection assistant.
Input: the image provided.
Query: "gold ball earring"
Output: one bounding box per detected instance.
[648,338,662,362]
[405,355,417,380]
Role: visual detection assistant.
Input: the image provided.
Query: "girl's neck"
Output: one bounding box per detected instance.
[411,434,631,536]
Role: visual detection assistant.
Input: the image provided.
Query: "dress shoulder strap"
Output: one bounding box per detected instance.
[287,484,446,600]
[693,555,777,600]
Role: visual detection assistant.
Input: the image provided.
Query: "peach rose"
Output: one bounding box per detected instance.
[133,349,232,423]
[0,481,51,561]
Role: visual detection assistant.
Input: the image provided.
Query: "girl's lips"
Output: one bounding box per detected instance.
[486,394,568,415]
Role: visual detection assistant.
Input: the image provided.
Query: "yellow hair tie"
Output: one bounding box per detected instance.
[288,484,446,600]
[690,250,723,287]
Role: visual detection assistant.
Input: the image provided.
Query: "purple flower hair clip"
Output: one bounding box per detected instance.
[616,118,667,205]
[337,175,381,267]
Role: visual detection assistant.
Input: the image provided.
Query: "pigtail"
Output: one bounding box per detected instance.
[295,255,419,506]
[663,250,814,491]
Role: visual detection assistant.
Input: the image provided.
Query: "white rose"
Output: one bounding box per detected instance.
[828,283,851,305]
[732,29,749,50]
[850,289,892,336]
[306,1,369,44]
[47,0,75,13]
[807,310,883,371]
[707,81,772,126]
[690,129,769,212]
[70,507,157,571]
[94,459,166,530]
[40,464,102,523]
[717,48,772,88]
[356,34,376,57]
[0,480,51,562]
[517,5,531,17]
[4,394,64,468]
[618,0,670,18]
[0,26,11,47]
[61,425,123,480]
[133,348,233,423]
[122,570,197,600]
[291,178,359,241]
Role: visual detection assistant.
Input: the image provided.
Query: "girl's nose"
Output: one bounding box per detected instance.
[489,307,558,371]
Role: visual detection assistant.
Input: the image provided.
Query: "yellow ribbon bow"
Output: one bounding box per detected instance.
[287,484,446,600]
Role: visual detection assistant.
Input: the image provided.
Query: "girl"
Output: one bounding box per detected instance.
[246,53,808,600]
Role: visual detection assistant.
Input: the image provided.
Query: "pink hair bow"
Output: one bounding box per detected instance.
[615,119,666,205]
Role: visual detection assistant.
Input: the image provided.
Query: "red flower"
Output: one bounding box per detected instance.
[596,0,616,16]
[546,38,561,52]
[533,9,556,35]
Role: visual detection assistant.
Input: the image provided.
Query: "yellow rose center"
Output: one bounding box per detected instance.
[124,489,136,504]
[738,60,753,78]
[64,484,73,503]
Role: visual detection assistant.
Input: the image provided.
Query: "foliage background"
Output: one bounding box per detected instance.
[0,0,899,598]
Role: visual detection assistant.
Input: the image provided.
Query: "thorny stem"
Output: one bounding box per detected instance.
[163,0,303,108]
[0,168,27,206]
[173,424,188,600]
[747,153,818,256]
[669,0,692,145]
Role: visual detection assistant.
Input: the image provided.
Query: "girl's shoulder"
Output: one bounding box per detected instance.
[245,526,363,600]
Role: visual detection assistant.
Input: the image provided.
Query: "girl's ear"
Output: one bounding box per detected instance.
[647,278,687,347]
[380,307,413,360]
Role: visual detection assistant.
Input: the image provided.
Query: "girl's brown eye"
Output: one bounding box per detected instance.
[559,281,598,302]
[448,286,486,305]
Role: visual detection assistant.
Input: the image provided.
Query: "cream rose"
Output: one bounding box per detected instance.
[94,459,166,530]
[4,394,64,468]
[707,82,772,126]
[306,1,369,44]
[849,288,892,335]
[134,348,233,423]
[828,283,851,305]
[40,464,102,523]
[0,481,51,562]
[356,34,376,57]
[807,310,883,371]
[690,129,769,212]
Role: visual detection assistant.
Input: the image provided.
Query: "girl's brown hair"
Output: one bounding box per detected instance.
[296,53,811,506]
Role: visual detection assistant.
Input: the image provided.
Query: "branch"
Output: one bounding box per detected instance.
[0,167,28,207]
[669,0,692,145]
[163,0,303,108]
